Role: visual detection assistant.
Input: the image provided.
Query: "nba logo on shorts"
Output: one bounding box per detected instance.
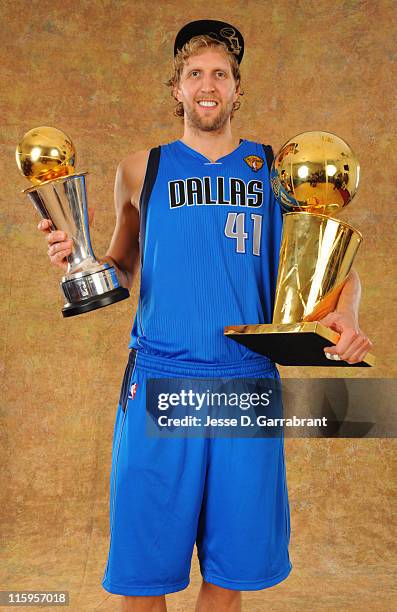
[128,382,138,400]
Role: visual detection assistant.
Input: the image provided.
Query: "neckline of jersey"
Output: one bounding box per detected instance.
[175,138,247,164]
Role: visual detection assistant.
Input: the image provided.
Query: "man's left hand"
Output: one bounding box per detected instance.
[319,311,373,364]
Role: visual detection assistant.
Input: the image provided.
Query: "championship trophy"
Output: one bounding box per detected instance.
[16,126,130,317]
[224,131,375,367]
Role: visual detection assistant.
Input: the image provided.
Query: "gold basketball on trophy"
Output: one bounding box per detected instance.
[269,131,360,215]
[16,126,76,186]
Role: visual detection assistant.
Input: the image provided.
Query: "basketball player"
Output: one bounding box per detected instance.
[38,20,372,612]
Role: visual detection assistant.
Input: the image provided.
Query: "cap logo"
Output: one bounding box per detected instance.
[244,155,264,172]
[219,27,242,55]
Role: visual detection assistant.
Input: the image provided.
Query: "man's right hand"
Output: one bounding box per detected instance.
[37,208,94,272]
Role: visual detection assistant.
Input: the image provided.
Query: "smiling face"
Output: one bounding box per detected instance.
[174,47,240,132]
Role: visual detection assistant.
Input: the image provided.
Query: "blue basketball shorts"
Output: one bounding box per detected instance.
[102,349,292,596]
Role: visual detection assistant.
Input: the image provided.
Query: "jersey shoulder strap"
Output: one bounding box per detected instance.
[261,143,286,216]
[139,146,161,213]
[261,144,274,172]
[139,146,161,265]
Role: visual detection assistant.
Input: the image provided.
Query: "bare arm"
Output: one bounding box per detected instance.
[99,150,149,291]
[319,267,373,363]
[335,267,361,323]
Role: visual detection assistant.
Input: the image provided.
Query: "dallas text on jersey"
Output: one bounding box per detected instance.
[168,176,264,208]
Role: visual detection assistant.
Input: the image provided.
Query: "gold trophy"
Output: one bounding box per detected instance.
[16,126,130,317]
[224,131,375,367]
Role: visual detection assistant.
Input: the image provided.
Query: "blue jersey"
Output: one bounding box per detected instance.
[128,139,283,364]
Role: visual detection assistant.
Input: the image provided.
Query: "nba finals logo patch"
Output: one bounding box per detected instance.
[244,155,264,172]
[128,382,138,400]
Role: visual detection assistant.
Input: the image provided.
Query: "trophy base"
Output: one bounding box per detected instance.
[61,265,129,317]
[224,322,375,367]
[62,286,129,317]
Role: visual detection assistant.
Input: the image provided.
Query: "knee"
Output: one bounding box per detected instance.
[201,580,241,601]
[121,594,166,611]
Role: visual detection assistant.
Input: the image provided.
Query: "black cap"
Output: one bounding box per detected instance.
[174,20,244,64]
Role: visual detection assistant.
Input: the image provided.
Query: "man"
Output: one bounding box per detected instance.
[39,20,372,612]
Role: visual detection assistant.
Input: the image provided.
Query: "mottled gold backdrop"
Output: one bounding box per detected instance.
[1,1,395,610]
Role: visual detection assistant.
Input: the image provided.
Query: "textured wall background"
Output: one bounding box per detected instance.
[1,0,396,610]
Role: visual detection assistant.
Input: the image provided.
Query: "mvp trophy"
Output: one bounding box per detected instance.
[16,126,130,317]
[224,131,375,367]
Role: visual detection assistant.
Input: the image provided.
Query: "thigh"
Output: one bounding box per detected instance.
[102,359,208,596]
[196,376,292,591]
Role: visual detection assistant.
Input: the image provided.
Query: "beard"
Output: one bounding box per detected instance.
[184,99,234,132]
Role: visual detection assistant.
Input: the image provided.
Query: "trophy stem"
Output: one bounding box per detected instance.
[25,173,97,268]
[272,212,362,325]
